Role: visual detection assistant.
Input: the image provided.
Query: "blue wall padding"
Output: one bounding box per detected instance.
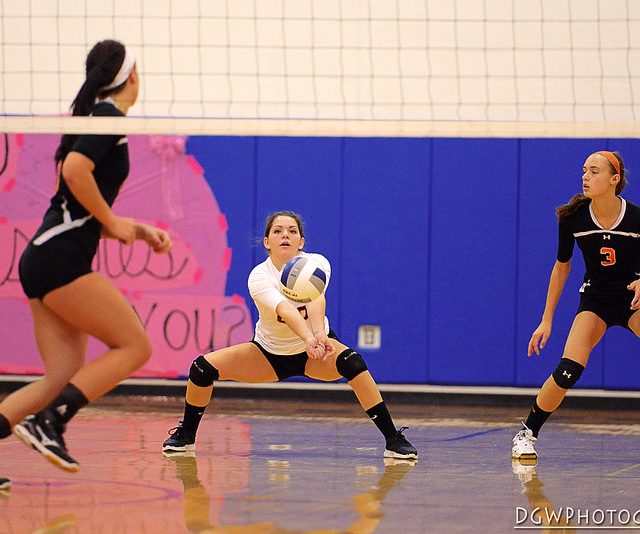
[186,135,640,389]
[341,138,430,382]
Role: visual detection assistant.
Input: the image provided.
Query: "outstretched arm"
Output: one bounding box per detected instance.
[305,294,336,358]
[275,300,325,359]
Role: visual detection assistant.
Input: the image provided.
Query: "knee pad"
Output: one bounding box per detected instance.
[189,355,219,387]
[336,349,368,381]
[552,357,584,389]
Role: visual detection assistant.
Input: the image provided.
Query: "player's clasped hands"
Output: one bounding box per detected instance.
[304,334,337,361]
[304,336,325,360]
[316,333,337,360]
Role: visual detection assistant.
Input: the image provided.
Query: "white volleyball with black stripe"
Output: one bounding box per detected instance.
[279,255,327,303]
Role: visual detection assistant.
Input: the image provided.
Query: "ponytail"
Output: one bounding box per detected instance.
[54,40,127,165]
[556,194,590,221]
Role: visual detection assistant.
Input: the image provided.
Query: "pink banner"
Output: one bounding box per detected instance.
[0,133,254,377]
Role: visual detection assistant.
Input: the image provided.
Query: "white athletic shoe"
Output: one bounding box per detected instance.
[511,425,538,460]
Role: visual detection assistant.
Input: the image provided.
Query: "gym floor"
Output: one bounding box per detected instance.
[1,395,639,533]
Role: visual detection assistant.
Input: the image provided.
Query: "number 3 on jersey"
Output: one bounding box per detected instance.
[600,247,616,266]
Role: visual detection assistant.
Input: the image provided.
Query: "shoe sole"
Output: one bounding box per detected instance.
[384,449,418,460]
[162,443,195,452]
[13,425,79,473]
[0,481,10,491]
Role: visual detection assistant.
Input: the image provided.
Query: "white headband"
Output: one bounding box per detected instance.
[102,47,135,90]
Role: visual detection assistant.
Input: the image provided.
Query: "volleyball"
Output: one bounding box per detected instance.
[279,256,327,303]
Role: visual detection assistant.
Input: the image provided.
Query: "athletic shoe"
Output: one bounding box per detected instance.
[512,425,538,460]
[384,427,418,459]
[13,412,79,472]
[162,421,196,456]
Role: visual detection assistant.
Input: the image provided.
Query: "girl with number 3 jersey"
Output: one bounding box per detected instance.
[513,151,640,461]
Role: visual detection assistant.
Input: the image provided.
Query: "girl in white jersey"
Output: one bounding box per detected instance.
[163,211,417,460]
[512,151,640,462]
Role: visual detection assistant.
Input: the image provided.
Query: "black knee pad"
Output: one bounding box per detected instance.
[189,355,219,387]
[336,349,368,381]
[552,357,584,389]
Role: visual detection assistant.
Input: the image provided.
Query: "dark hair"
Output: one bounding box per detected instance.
[556,151,627,221]
[55,39,128,165]
[263,211,305,238]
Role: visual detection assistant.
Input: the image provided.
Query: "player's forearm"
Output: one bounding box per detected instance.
[541,260,571,323]
[275,301,315,342]
[305,296,327,336]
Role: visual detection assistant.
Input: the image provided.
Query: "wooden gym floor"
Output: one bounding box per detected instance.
[1,396,640,533]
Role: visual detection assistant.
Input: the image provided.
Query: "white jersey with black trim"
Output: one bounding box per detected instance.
[248,252,331,355]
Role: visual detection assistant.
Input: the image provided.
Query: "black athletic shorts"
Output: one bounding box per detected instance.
[19,237,95,300]
[251,329,339,381]
[577,292,636,330]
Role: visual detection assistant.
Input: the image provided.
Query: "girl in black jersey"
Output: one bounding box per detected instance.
[512,150,640,461]
[0,40,172,473]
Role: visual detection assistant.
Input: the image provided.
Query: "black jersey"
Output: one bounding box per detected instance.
[557,198,640,297]
[31,100,129,252]
[19,100,130,299]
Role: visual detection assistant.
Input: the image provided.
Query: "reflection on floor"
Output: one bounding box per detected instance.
[1,399,639,533]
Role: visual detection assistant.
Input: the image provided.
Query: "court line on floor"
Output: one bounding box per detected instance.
[606,462,640,477]
[434,427,508,442]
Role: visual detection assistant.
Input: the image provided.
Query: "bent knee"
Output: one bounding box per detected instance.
[128,334,153,366]
[189,355,219,387]
[552,357,585,389]
[139,335,153,363]
[335,349,368,381]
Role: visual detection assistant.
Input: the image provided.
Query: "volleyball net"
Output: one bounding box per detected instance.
[2,0,640,137]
